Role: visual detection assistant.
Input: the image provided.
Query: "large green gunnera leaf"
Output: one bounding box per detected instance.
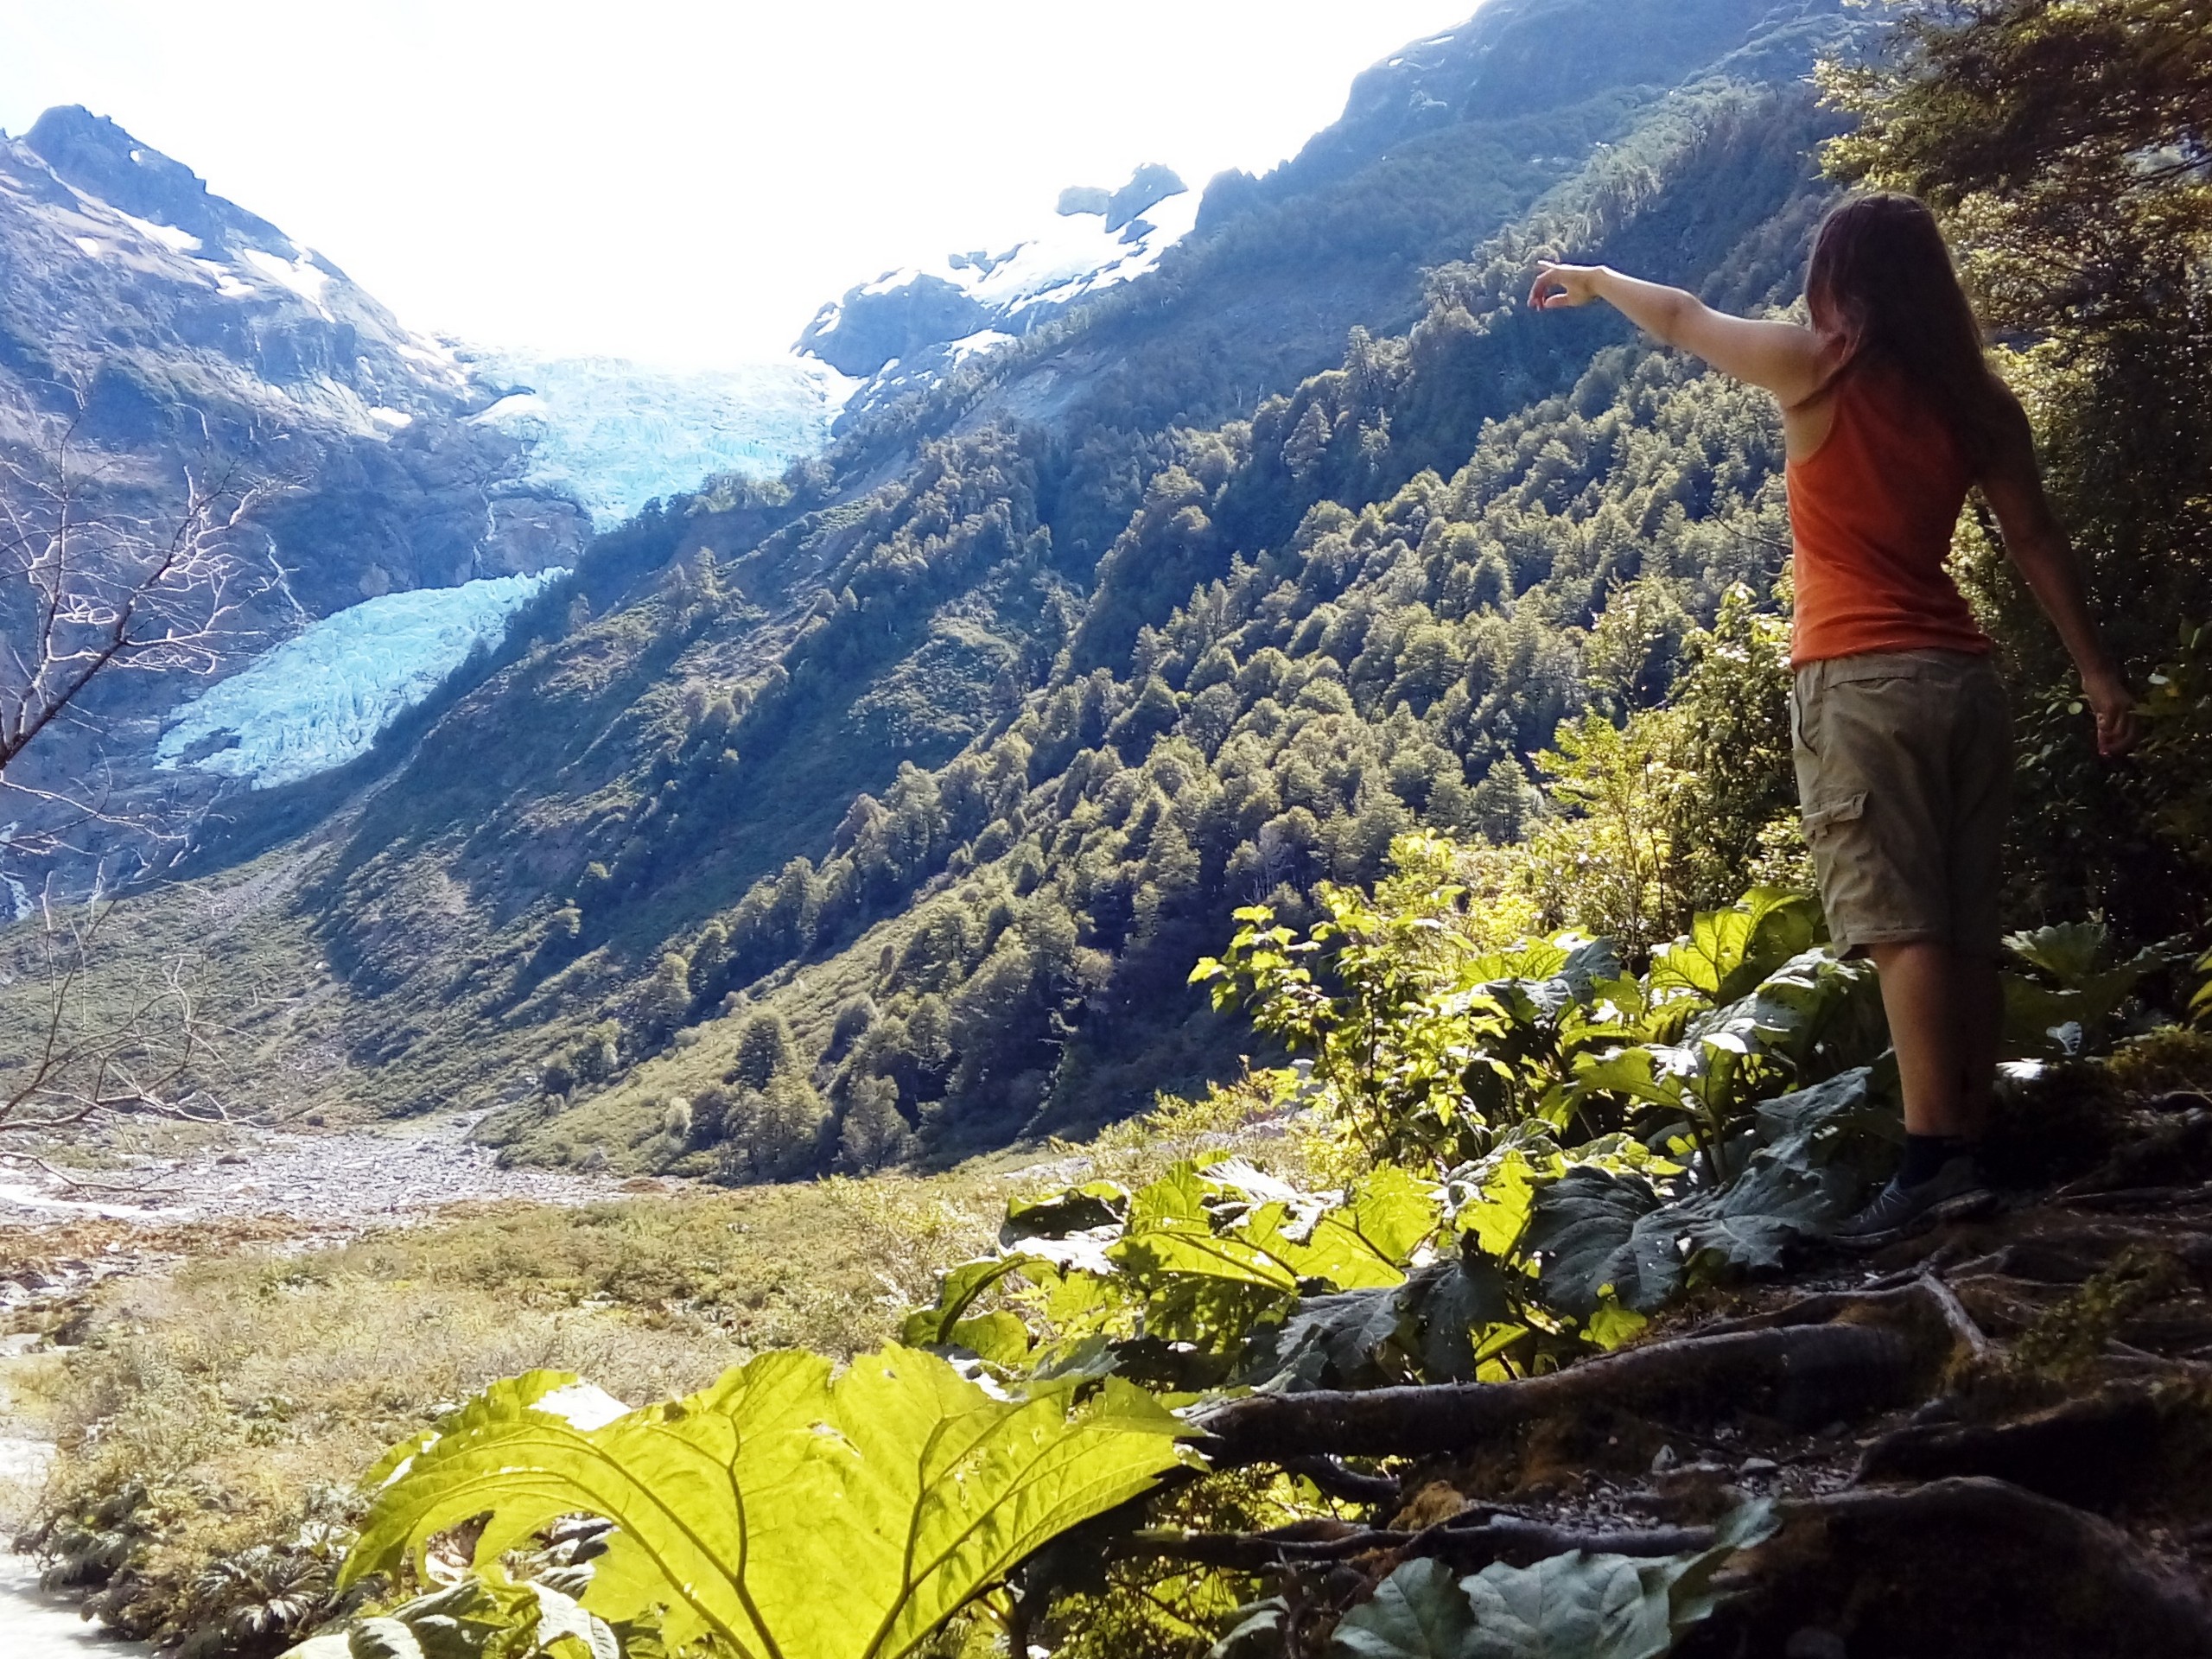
[342,1349,1196,1659]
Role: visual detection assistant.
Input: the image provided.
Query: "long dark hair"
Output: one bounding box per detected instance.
[1805,192,2013,472]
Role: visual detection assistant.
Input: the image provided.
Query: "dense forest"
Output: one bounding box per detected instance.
[12,0,2212,1653]
[155,75,1844,1180]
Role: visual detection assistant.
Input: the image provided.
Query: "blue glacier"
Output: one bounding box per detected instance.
[156,570,563,789]
[467,351,861,529]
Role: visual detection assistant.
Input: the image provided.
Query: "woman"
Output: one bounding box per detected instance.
[1529,192,2139,1243]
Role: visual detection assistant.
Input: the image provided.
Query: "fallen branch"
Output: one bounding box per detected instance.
[0,1152,180,1199]
[1195,1322,1920,1466]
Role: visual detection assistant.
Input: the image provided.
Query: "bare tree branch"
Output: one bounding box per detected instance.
[0,400,288,1147]
[0,873,244,1135]
[0,389,285,850]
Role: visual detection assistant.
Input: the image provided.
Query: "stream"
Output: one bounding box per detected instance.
[1,1438,145,1656]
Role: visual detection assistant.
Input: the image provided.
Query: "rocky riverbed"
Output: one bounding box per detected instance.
[0,1113,648,1652]
[0,1112,616,1230]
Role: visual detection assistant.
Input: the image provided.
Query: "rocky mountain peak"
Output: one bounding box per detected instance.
[21,105,302,265]
[1055,163,1189,232]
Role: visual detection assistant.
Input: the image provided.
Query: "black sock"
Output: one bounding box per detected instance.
[1898,1133,1974,1188]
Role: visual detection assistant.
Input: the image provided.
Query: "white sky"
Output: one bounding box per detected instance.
[0,1,1482,366]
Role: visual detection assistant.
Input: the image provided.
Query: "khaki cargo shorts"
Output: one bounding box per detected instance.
[1789,649,2012,957]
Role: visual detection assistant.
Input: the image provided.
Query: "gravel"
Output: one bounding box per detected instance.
[0,1112,620,1230]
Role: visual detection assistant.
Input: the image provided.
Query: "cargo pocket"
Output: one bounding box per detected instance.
[1800,791,1866,841]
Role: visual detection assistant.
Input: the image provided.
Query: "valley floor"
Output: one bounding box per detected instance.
[0,1113,636,1655]
[0,1111,616,1230]
[0,1110,1119,1651]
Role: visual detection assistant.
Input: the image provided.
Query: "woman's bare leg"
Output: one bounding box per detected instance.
[1832,940,1996,1236]
[1866,940,1972,1138]
[1957,952,2003,1141]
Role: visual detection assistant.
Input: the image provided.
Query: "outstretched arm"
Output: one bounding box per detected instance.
[1528,262,1828,405]
[1979,396,2140,755]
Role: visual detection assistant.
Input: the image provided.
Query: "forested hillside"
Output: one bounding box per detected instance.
[19,0,2201,1188]
[21,0,1870,1177]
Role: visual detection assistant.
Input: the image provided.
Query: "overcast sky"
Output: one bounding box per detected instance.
[0,2,1480,365]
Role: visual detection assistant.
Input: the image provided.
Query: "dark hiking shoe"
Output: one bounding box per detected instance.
[1829,1156,1994,1248]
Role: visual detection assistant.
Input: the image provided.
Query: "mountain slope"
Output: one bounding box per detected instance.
[0,106,583,603]
[6,0,1866,1169]
[829,0,1854,474]
[0,108,588,882]
[0,111,868,895]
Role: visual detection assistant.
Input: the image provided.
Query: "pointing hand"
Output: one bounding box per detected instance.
[1529,260,1604,310]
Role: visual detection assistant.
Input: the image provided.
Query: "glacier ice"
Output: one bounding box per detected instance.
[156,570,563,790]
[467,351,861,529]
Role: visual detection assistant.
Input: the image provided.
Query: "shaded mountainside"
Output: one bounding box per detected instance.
[0,111,840,887]
[842,0,1854,464]
[8,0,1864,1170]
[0,105,591,609]
[0,106,590,875]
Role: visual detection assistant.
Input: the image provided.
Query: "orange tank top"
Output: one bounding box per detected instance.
[1785,365,1987,665]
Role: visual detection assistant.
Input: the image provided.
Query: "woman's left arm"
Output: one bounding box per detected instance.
[1980,397,2142,755]
[1529,262,1827,404]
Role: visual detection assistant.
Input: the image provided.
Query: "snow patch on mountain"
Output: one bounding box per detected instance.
[796,165,1199,401]
[116,207,200,253]
[817,178,1198,347]
[466,352,861,529]
[239,247,334,316]
[156,570,562,790]
[947,329,1017,363]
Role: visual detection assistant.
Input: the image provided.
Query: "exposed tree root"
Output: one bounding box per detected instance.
[2060,1182,2212,1211]
[1699,1272,1994,1364]
[1196,1322,1923,1466]
[1699,1477,2212,1659]
[1277,1457,1402,1506]
[1853,1379,2182,1503]
[1120,1513,1715,1573]
[1147,1121,2212,1659]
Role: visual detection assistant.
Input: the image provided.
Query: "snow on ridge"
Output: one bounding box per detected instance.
[946,329,1016,363]
[467,351,861,529]
[856,183,1201,324]
[156,570,562,790]
[240,247,333,317]
[115,207,200,254]
[193,257,257,298]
